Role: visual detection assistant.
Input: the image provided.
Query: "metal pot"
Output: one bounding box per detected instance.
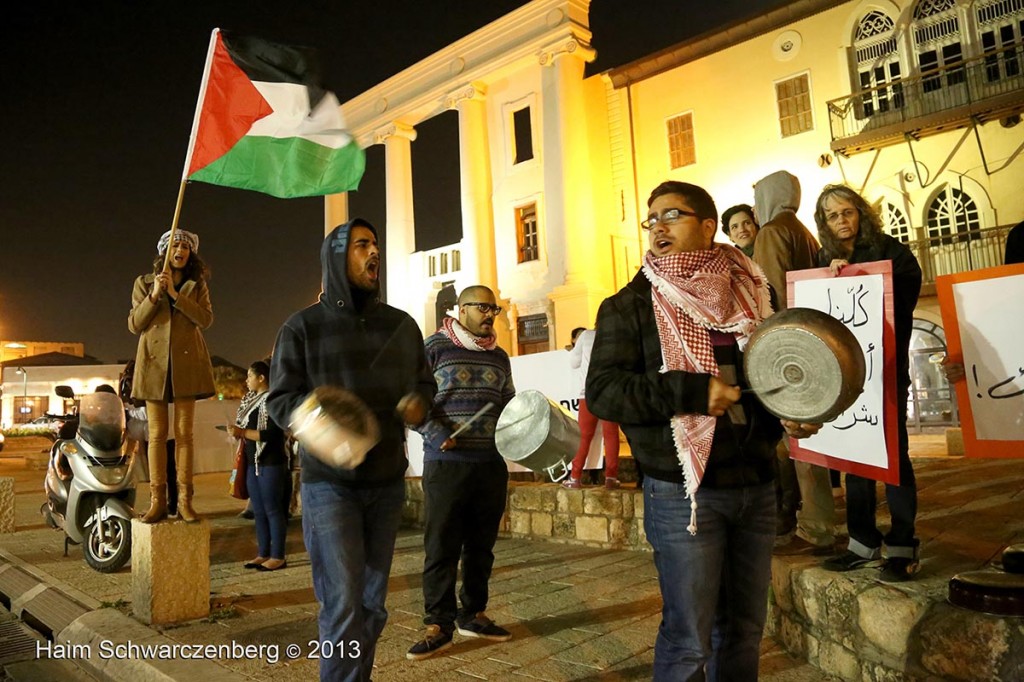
[495,390,580,482]
[743,307,865,423]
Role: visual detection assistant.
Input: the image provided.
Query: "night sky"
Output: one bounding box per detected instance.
[0,0,785,368]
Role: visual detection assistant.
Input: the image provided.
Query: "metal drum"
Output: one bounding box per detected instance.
[289,386,380,470]
[744,307,866,423]
[495,390,580,482]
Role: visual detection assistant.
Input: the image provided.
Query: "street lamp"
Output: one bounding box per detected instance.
[15,366,27,398]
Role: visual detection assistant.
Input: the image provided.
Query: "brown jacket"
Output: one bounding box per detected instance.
[128,273,215,401]
[752,212,819,312]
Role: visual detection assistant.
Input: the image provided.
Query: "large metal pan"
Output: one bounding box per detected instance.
[743,307,865,423]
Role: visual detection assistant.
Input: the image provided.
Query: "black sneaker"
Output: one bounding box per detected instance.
[456,613,512,641]
[406,625,453,660]
[823,550,883,572]
[880,556,920,582]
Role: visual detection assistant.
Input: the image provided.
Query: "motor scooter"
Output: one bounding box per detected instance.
[41,385,138,572]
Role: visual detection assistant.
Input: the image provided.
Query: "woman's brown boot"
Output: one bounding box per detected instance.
[177,484,199,523]
[140,486,167,524]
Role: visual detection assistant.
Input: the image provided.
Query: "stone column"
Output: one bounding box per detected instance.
[446,83,511,349]
[446,83,496,290]
[0,477,14,533]
[375,122,418,320]
[131,519,210,624]
[539,38,605,346]
[324,192,349,237]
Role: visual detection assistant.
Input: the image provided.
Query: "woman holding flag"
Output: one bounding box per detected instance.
[128,228,215,524]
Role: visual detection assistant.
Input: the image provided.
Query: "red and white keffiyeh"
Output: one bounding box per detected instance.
[642,244,773,534]
[440,316,497,351]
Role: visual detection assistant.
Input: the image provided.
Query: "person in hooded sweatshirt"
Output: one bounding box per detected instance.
[267,219,437,682]
[751,170,837,557]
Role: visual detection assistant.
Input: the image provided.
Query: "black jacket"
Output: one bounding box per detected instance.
[267,219,437,487]
[818,233,921,393]
[586,272,783,487]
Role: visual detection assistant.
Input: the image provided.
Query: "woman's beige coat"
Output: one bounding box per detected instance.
[128,273,215,401]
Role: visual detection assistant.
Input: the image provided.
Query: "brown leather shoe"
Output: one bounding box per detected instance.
[773,536,834,556]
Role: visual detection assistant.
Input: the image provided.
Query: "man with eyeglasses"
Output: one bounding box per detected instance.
[408,285,517,661]
[751,170,839,559]
[587,180,821,681]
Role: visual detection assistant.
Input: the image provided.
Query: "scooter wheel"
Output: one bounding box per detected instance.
[84,516,132,573]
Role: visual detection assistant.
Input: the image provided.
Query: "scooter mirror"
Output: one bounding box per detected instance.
[55,385,75,399]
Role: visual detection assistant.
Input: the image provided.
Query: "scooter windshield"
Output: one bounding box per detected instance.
[78,393,125,451]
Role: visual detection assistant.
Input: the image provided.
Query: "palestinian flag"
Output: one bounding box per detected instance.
[183,29,364,199]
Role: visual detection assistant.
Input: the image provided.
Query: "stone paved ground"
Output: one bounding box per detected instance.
[0,436,835,680]
[9,431,1015,681]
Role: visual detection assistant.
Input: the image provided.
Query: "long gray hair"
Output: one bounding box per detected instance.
[813,184,884,259]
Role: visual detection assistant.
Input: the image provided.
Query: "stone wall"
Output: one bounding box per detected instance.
[768,559,1024,681]
[403,479,650,551]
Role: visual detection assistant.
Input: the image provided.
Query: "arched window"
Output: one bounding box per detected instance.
[926,186,979,243]
[882,201,912,242]
[912,0,965,92]
[976,0,1024,83]
[853,10,904,116]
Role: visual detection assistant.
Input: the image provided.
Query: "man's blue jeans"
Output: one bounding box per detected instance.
[302,478,405,682]
[643,478,775,682]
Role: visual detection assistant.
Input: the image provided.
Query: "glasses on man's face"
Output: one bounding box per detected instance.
[825,208,859,225]
[641,208,699,230]
[462,302,503,315]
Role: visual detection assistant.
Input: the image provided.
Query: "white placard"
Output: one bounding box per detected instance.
[952,275,1024,441]
[405,349,601,476]
[792,273,888,467]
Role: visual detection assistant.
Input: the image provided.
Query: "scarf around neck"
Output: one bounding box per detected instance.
[440,315,496,351]
[643,244,772,534]
[236,390,269,470]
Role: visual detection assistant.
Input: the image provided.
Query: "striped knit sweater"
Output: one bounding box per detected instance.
[418,330,516,463]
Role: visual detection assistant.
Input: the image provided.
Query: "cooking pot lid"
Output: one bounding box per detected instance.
[948,571,1024,617]
[744,307,865,423]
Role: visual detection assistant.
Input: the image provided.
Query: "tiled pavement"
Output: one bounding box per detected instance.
[3,433,1019,680]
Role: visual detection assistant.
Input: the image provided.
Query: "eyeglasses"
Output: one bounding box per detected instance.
[641,208,699,230]
[825,208,859,225]
[462,302,503,315]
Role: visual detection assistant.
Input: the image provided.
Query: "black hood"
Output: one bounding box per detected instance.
[319,218,379,313]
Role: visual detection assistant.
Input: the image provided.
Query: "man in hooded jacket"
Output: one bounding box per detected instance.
[752,170,837,555]
[268,219,437,682]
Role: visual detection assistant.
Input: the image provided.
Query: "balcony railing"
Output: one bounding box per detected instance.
[828,41,1024,153]
[904,223,1013,287]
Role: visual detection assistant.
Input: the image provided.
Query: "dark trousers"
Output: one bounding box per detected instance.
[422,459,508,629]
[845,400,917,553]
[247,462,288,560]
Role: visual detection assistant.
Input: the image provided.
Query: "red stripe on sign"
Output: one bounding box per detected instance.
[188,32,273,176]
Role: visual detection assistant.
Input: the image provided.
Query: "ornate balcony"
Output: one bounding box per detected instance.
[905,223,1013,288]
[828,42,1024,155]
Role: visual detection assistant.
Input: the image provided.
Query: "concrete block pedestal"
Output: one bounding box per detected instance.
[131,518,210,624]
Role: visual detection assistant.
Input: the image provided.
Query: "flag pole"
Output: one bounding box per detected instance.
[165,27,221,271]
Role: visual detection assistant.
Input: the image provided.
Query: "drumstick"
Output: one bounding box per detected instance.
[448,402,495,440]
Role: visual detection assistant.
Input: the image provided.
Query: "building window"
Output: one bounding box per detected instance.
[883,202,912,243]
[853,11,904,116]
[512,107,533,164]
[926,186,980,244]
[517,313,549,355]
[666,113,695,168]
[452,249,461,273]
[776,74,814,137]
[912,0,965,92]
[440,252,449,275]
[13,397,39,425]
[977,0,1024,83]
[428,255,437,278]
[516,203,539,263]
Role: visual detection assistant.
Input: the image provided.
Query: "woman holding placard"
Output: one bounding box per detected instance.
[813,185,923,582]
